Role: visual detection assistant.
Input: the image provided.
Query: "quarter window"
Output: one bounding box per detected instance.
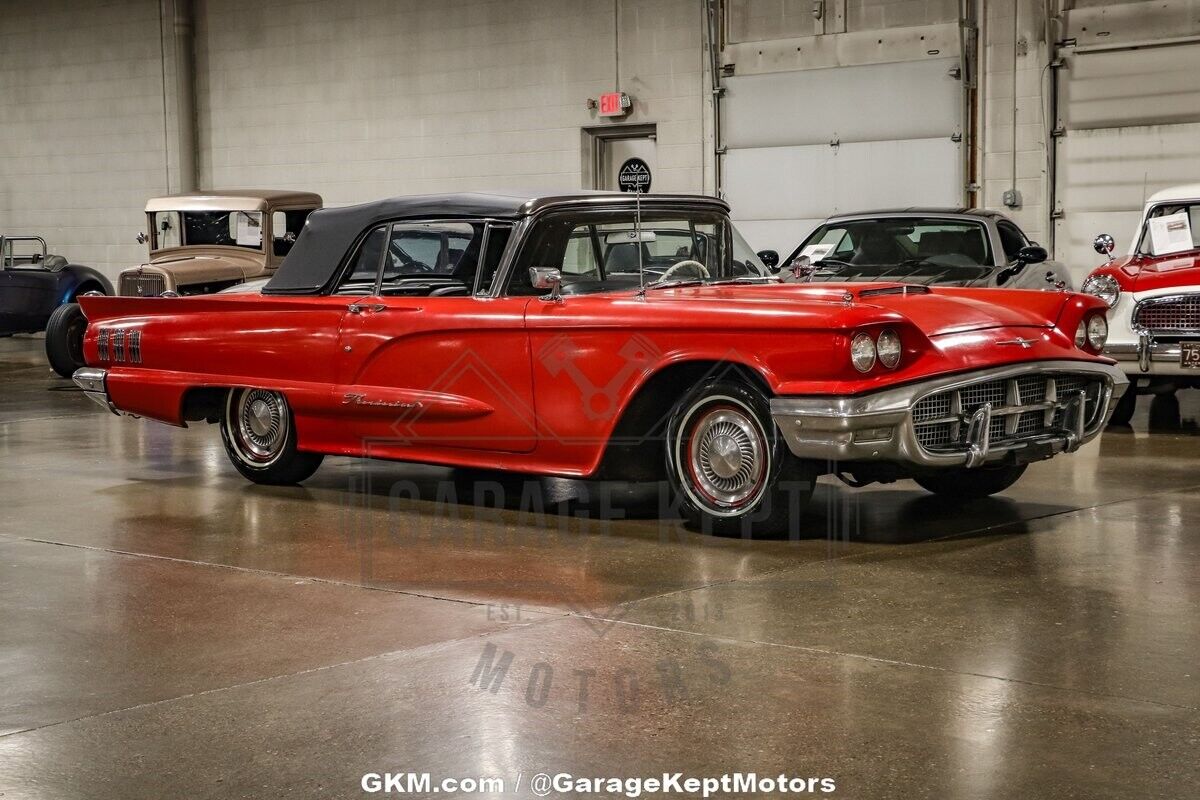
[335,225,387,295]
[475,223,513,295]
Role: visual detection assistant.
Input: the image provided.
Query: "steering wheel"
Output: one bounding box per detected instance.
[657,259,710,282]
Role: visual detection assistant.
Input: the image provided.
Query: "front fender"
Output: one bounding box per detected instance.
[61,265,114,300]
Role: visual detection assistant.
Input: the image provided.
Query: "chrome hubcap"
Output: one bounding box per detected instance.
[232,389,287,462]
[687,406,766,508]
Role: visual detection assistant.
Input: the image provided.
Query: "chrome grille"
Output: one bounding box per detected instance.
[1133,294,1200,333]
[128,330,141,363]
[912,393,951,422]
[97,329,110,361]
[913,373,1107,453]
[959,380,1007,412]
[1016,376,1046,404]
[118,273,166,297]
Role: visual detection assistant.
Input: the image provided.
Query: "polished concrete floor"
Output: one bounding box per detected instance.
[1,334,1199,799]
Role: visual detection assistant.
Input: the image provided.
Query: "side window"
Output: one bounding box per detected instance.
[272,209,313,257]
[334,225,386,295]
[997,221,1027,263]
[379,221,483,296]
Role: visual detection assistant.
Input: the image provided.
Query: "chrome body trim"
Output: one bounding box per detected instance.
[72,368,119,415]
[769,360,1129,469]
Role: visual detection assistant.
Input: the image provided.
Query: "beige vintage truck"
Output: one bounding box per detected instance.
[45,189,322,377]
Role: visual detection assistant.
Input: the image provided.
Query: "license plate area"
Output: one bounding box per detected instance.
[1181,341,1200,368]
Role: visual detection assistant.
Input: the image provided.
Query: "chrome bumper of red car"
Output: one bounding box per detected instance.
[73,367,120,415]
[769,360,1129,469]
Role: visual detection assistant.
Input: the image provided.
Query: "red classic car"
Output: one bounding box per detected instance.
[73,191,1127,535]
[1082,184,1200,425]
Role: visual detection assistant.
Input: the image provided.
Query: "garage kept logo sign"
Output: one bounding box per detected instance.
[617,158,652,193]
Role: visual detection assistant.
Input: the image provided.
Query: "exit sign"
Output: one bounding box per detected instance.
[598,91,631,117]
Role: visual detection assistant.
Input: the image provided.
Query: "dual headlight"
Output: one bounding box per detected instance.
[1075,313,1109,353]
[1081,274,1121,307]
[851,329,902,373]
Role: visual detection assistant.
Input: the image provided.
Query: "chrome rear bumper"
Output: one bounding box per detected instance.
[769,360,1129,469]
[73,367,118,415]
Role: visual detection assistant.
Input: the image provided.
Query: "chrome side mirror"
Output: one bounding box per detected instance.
[136,232,148,245]
[529,267,563,302]
[781,254,815,282]
[1093,233,1115,261]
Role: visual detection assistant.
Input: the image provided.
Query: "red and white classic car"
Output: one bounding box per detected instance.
[1083,184,1200,424]
[73,191,1126,535]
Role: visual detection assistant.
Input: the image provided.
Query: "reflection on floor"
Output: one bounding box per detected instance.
[1,335,1198,798]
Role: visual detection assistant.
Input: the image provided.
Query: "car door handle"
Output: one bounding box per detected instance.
[347,303,389,314]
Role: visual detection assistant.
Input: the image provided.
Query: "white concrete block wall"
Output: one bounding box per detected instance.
[979,0,1051,245]
[0,0,169,278]
[195,0,706,206]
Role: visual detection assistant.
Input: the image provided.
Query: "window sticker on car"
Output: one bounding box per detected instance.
[236,212,263,247]
[800,243,836,261]
[1148,211,1192,256]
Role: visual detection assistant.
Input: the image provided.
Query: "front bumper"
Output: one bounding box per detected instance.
[769,360,1129,469]
[1107,337,1200,377]
[73,367,119,414]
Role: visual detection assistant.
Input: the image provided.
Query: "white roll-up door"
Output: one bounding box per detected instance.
[721,57,963,254]
[1053,42,1200,279]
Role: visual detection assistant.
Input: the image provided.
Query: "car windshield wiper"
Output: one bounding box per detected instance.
[643,277,708,290]
[705,275,781,286]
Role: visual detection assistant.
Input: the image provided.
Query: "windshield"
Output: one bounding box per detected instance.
[786,217,994,281]
[1136,203,1200,257]
[150,210,264,251]
[507,210,768,296]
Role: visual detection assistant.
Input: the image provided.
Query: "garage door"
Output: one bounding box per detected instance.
[1053,43,1200,280]
[721,57,963,255]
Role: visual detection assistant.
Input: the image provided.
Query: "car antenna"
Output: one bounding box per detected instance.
[636,187,646,298]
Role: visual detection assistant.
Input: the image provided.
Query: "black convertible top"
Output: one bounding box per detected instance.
[263,190,729,295]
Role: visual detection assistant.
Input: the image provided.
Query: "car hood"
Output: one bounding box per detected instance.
[123,250,266,284]
[642,282,1070,336]
[1104,252,1200,292]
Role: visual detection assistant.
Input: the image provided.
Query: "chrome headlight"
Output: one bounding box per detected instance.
[1075,314,1109,352]
[1086,313,1108,351]
[850,333,877,373]
[1081,274,1121,307]
[876,329,902,369]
